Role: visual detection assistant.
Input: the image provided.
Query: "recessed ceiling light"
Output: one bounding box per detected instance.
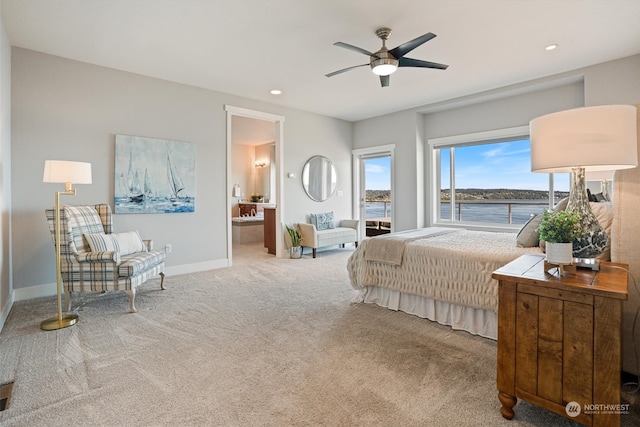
[545,44,558,51]
[270,89,282,95]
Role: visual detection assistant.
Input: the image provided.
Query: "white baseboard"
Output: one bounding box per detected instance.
[164,258,229,276]
[0,290,15,333]
[14,282,57,301]
[10,258,230,303]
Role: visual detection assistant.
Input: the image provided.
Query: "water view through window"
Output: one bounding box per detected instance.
[364,156,391,220]
[439,139,569,225]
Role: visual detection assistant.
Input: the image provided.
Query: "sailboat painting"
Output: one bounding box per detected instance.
[115,134,195,214]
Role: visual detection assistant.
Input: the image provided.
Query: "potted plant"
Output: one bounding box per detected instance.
[536,210,584,264]
[285,224,303,259]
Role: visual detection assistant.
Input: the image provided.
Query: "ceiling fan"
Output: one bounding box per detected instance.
[326,27,448,87]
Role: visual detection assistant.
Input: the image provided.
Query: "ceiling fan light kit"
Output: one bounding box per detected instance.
[370,53,398,76]
[371,61,397,76]
[327,27,448,87]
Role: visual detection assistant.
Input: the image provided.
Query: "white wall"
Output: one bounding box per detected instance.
[231,143,254,210]
[0,6,12,331]
[279,108,353,228]
[584,54,640,106]
[422,81,585,141]
[10,48,352,298]
[353,110,423,232]
[254,142,273,200]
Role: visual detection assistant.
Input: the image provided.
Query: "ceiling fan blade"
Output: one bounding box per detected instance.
[325,64,369,78]
[334,42,375,57]
[398,57,449,70]
[389,32,436,58]
[380,75,390,87]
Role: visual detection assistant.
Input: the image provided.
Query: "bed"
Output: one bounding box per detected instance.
[347,227,544,339]
[347,196,639,373]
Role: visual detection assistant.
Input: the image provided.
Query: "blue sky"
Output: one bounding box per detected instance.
[441,139,570,191]
[365,156,391,190]
[364,141,570,192]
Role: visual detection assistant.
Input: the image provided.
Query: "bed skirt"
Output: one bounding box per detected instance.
[352,286,498,340]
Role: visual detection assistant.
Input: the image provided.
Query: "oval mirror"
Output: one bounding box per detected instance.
[302,156,337,202]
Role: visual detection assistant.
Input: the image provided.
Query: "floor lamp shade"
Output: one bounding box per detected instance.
[43,160,92,184]
[41,160,92,331]
[530,105,638,259]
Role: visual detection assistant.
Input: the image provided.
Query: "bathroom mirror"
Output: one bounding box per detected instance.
[302,156,337,202]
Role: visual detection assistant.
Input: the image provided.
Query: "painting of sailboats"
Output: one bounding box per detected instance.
[115,134,195,214]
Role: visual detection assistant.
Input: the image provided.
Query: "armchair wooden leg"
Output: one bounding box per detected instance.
[313,248,317,258]
[125,290,137,313]
[355,241,358,248]
[159,272,166,290]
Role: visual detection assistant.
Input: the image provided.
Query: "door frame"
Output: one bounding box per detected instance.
[352,144,396,238]
[225,105,285,264]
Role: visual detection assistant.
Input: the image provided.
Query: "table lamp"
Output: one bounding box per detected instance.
[530,105,637,260]
[41,160,92,331]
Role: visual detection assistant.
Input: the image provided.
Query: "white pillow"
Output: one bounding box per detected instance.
[84,231,147,255]
[516,213,543,248]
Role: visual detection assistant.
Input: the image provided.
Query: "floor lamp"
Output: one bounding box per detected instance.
[530,105,637,261]
[41,160,92,331]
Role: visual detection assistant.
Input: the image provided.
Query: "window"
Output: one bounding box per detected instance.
[430,127,569,228]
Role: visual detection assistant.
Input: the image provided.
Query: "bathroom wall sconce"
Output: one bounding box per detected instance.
[255,161,267,168]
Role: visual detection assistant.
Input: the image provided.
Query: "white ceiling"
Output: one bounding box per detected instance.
[2,0,640,123]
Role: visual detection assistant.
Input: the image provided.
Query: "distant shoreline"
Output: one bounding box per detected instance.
[366,188,570,201]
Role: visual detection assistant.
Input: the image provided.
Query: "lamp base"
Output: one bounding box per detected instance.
[40,313,78,331]
[573,257,601,271]
[567,167,608,259]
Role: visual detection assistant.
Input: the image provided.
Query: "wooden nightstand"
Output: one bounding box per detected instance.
[492,254,628,427]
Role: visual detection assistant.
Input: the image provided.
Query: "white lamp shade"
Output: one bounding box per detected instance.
[530,105,638,173]
[43,160,92,184]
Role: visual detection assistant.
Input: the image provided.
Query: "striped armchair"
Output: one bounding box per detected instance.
[45,204,166,313]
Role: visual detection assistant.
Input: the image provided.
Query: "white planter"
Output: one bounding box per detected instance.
[289,246,302,259]
[546,242,573,265]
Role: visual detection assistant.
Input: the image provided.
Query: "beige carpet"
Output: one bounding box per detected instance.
[0,243,638,426]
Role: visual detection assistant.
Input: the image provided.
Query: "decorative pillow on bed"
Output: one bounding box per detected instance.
[310,212,334,231]
[553,197,569,213]
[590,202,614,260]
[516,214,543,248]
[84,231,147,255]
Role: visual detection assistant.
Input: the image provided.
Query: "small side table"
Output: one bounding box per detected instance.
[492,254,628,427]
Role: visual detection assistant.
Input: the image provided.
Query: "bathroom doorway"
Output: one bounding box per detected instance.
[225,106,285,265]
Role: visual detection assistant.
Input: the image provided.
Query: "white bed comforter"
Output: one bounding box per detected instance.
[347,228,542,312]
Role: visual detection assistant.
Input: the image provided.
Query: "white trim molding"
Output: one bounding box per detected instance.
[352,144,396,238]
[428,125,530,148]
